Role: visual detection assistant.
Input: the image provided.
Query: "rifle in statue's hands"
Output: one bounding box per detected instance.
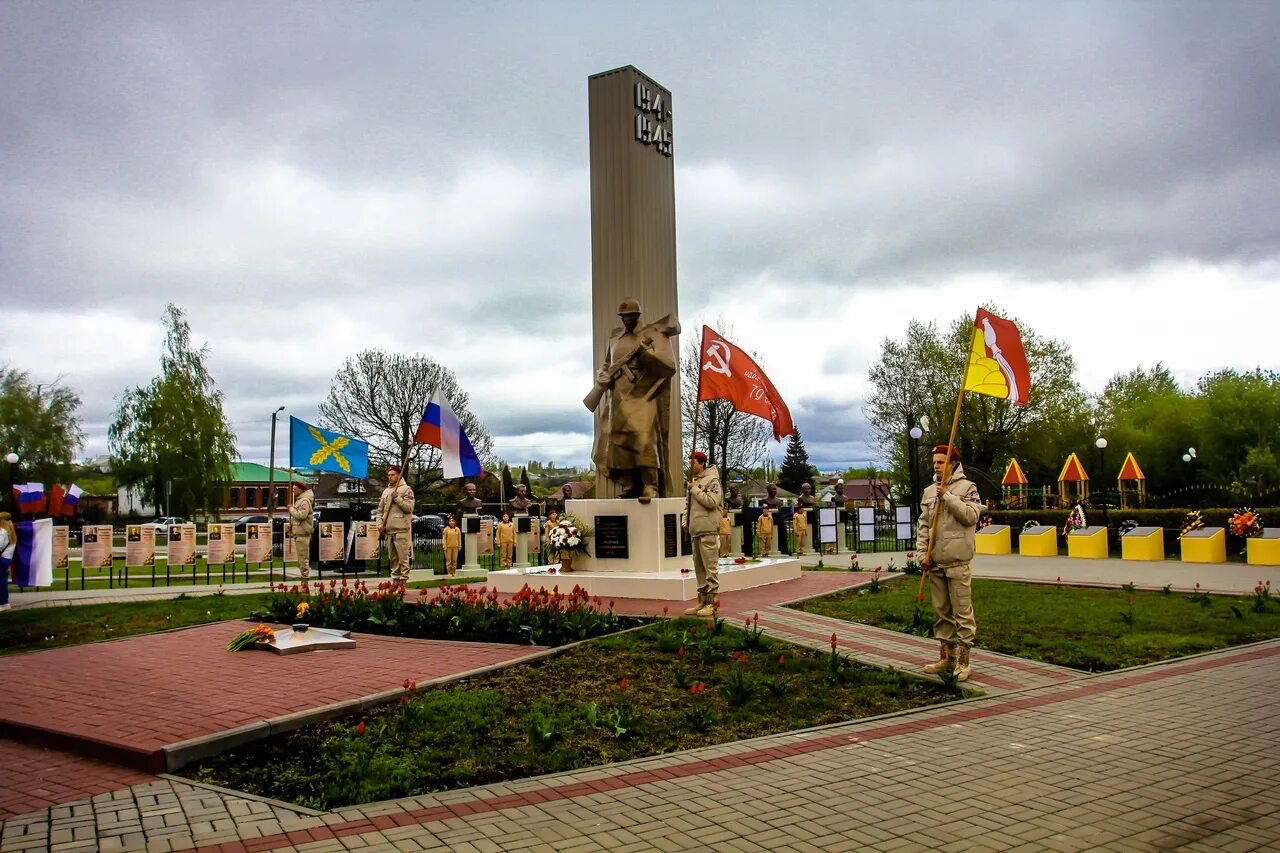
[582,335,655,412]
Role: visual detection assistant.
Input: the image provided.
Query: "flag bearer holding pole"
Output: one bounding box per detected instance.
[917,307,1033,682]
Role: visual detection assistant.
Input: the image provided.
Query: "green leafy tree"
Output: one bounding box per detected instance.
[778,428,814,495]
[318,349,495,493]
[0,369,85,486]
[109,305,237,517]
[866,306,1089,498]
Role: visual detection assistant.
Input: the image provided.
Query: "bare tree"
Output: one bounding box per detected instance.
[679,319,769,491]
[318,350,495,491]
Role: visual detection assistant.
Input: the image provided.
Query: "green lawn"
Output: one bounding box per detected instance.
[792,577,1280,671]
[0,576,481,656]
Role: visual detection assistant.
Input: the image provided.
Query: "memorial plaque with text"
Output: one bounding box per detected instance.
[594,515,629,559]
[663,514,679,558]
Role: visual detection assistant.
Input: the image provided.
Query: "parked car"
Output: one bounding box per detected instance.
[412,515,445,538]
[150,516,188,533]
[233,515,268,533]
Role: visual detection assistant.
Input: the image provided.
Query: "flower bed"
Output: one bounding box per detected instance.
[262,579,635,646]
[185,617,963,809]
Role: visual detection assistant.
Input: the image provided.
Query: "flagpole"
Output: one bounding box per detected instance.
[686,328,707,524]
[918,321,979,602]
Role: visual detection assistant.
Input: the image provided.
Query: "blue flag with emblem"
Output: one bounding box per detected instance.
[289,417,369,479]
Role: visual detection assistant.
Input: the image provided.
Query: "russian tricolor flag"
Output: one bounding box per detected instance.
[14,518,53,587]
[63,484,83,516]
[12,483,46,515]
[414,391,483,479]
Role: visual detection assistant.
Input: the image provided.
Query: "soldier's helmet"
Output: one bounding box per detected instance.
[617,298,641,316]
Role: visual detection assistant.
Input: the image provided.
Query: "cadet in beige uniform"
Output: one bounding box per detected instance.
[442,515,462,576]
[683,452,722,617]
[377,465,415,584]
[792,506,809,556]
[756,509,774,557]
[916,444,982,681]
[497,512,516,569]
[288,481,315,580]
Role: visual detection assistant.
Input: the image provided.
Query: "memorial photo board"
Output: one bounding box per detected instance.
[527,518,541,553]
[478,518,494,556]
[125,524,156,568]
[52,526,69,569]
[245,523,272,563]
[353,521,379,560]
[168,523,197,567]
[318,522,344,562]
[207,523,235,565]
[82,525,114,569]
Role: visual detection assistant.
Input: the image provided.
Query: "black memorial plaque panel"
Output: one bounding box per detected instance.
[663,514,679,558]
[594,515,629,559]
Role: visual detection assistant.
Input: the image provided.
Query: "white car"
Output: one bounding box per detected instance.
[151,516,187,533]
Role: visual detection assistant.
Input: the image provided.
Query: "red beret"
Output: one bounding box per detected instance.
[387,464,402,473]
[690,451,708,464]
[931,444,961,461]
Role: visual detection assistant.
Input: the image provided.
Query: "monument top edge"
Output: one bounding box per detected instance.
[589,65,670,93]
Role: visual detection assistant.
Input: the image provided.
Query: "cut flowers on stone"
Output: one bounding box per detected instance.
[1179,510,1205,537]
[227,623,275,652]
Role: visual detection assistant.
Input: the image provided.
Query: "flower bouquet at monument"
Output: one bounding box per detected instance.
[1228,507,1262,539]
[1179,510,1205,537]
[547,515,592,570]
[1063,504,1086,535]
[227,623,275,652]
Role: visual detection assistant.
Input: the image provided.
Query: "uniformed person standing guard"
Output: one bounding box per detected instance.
[288,481,315,580]
[916,444,982,681]
[442,515,462,577]
[683,451,722,617]
[792,506,809,556]
[377,464,415,584]
[496,512,516,569]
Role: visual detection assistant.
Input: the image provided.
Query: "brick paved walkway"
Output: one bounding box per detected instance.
[3,569,1279,851]
[0,623,546,774]
[2,640,1276,852]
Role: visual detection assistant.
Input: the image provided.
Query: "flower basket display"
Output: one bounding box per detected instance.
[1227,507,1262,539]
[1179,510,1205,537]
[1062,505,1086,535]
[546,515,591,571]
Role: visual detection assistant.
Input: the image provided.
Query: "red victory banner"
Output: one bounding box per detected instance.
[696,326,795,441]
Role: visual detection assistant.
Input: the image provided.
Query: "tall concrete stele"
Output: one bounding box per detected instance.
[588,65,683,499]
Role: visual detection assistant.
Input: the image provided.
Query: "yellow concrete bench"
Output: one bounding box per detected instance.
[1121,526,1164,561]
[1067,526,1108,559]
[976,524,1011,555]
[1247,530,1280,566]
[1019,525,1057,557]
[1180,528,1226,563]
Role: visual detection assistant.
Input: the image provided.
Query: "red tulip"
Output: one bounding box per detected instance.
[618,677,629,690]
[356,720,366,736]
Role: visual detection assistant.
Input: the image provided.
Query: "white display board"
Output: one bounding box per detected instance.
[895,505,913,540]
[857,506,876,542]
[817,507,838,544]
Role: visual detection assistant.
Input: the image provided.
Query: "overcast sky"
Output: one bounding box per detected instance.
[2,1,1278,474]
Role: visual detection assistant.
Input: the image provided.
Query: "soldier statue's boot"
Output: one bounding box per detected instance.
[922,641,954,675]
[637,469,660,504]
[684,593,705,616]
[953,644,972,682]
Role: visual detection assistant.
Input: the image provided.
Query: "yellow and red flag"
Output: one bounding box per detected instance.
[696,326,795,441]
[963,308,1032,407]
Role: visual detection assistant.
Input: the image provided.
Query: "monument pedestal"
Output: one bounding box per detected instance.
[514,514,531,569]
[729,510,743,558]
[461,514,482,574]
[486,497,801,601]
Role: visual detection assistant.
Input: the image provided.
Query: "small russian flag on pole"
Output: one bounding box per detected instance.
[12,483,46,515]
[414,392,484,480]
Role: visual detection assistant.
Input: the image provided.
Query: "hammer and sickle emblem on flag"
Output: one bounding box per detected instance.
[308,426,352,473]
[703,340,733,377]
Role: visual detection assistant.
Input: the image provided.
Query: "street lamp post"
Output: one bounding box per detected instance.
[908,426,923,524]
[4,452,18,515]
[1094,437,1108,526]
[267,406,286,528]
